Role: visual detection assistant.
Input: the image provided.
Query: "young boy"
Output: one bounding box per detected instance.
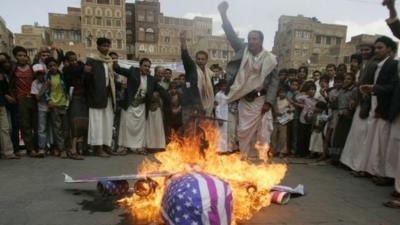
[63,51,87,159]
[286,79,301,156]
[215,80,230,153]
[308,101,329,158]
[10,46,37,157]
[31,64,50,157]
[272,88,293,158]
[315,75,329,103]
[168,81,183,133]
[45,57,68,158]
[295,81,318,157]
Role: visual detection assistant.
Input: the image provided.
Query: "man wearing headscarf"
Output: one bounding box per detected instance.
[218,1,279,161]
[84,37,116,157]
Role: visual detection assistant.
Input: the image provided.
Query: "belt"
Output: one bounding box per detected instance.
[244,89,266,102]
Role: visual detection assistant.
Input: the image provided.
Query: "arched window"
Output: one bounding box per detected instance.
[116,32,122,39]
[115,10,121,18]
[96,30,103,37]
[85,7,93,15]
[106,32,112,39]
[105,9,112,17]
[145,28,154,42]
[95,8,102,17]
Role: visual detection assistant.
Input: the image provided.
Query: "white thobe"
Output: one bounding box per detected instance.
[118,75,147,149]
[88,63,114,146]
[215,91,229,153]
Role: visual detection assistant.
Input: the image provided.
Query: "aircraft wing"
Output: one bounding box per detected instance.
[63,171,172,183]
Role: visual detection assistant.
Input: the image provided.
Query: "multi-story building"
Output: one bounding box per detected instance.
[127,0,234,66]
[273,15,347,71]
[49,7,85,57]
[81,0,127,57]
[0,17,14,55]
[14,23,51,59]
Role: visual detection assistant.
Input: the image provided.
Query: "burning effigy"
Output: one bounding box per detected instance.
[118,120,287,225]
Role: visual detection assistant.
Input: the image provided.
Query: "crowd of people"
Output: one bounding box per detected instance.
[0,0,400,209]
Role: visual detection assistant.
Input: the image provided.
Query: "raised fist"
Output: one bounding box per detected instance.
[218,1,229,14]
[383,0,395,9]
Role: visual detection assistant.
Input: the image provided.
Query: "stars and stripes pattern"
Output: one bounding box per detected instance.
[161,172,233,225]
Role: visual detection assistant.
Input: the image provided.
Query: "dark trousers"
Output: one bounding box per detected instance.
[297,122,312,156]
[18,97,37,151]
[287,119,298,154]
[6,103,19,152]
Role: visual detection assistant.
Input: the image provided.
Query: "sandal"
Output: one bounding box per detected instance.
[383,199,400,209]
[60,151,68,159]
[37,150,45,158]
[133,148,148,155]
[67,151,84,160]
[2,154,20,160]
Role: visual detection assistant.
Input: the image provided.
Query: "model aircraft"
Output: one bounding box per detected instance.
[63,171,172,197]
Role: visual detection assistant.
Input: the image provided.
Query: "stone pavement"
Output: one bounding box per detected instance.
[0,155,398,225]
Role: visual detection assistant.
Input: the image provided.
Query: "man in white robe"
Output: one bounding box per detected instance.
[218,2,279,160]
[382,0,400,208]
[114,58,169,154]
[84,37,116,157]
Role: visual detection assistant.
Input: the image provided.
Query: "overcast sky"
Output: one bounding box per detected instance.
[0,0,399,50]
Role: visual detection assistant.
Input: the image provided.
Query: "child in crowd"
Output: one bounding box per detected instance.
[10,46,37,157]
[286,79,301,156]
[308,101,329,158]
[331,73,357,163]
[295,81,318,157]
[272,88,294,158]
[168,81,183,133]
[315,75,329,103]
[214,80,230,153]
[31,64,50,157]
[325,76,344,158]
[45,57,68,158]
[63,51,87,159]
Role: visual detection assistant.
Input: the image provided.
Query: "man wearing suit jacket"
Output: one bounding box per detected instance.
[113,58,169,154]
[382,0,400,209]
[218,1,280,161]
[359,36,398,187]
[84,37,116,157]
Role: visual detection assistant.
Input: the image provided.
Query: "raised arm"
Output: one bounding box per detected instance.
[180,31,196,70]
[218,1,244,52]
[180,31,196,81]
[383,0,400,39]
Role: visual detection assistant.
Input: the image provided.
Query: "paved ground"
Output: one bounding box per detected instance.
[0,154,398,225]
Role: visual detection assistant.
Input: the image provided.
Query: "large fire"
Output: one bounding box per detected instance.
[119,121,287,224]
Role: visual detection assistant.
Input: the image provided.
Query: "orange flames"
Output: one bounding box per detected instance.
[119,121,287,224]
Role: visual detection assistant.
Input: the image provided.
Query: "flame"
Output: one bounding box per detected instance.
[119,121,287,224]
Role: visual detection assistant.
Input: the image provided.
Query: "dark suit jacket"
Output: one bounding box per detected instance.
[84,58,113,109]
[363,57,398,120]
[222,20,279,105]
[114,66,170,115]
[180,49,203,108]
[386,19,400,121]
